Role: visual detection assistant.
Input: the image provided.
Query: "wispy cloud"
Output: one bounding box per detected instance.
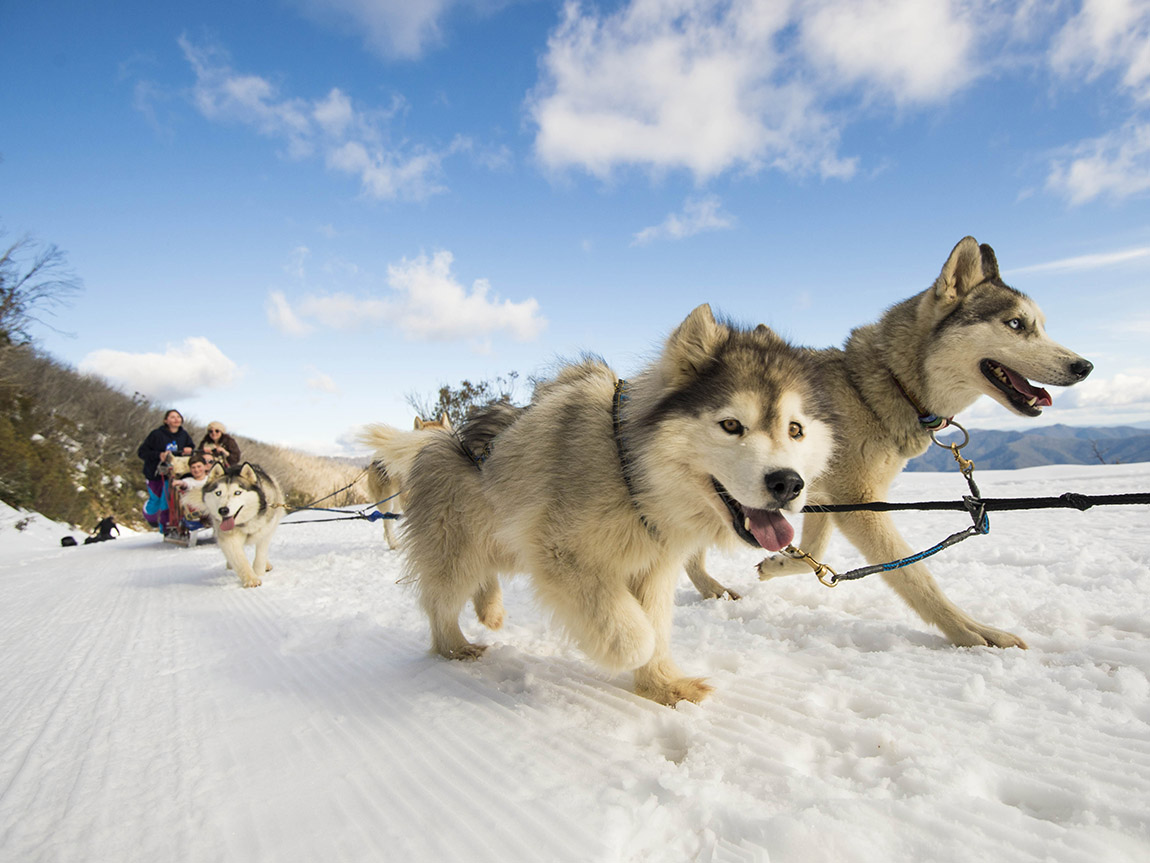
[632,195,734,246]
[175,36,460,200]
[79,337,239,401]
[1045,122,1150,205]
[288,0,454,60]
[265,250,546,347]
[1008,244,1150,275]
[305,368,341,394]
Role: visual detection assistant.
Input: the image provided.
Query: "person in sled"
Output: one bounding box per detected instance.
[137,409,194,529]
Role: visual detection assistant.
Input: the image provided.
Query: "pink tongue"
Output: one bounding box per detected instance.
[744,507,794,551]
[1003,367,1053,407]
[220,516,236,532]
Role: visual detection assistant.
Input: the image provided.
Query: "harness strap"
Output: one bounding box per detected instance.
[613,379,658,537]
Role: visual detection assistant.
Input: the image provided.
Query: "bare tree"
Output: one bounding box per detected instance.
[0,232,82,348]
[406,371,524,428]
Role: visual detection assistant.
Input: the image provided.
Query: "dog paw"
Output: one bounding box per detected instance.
[638,676,714,707]
[947,623,1028,650]
[476,601,505,631]
[445,643,487,661]
[241,577,262,588]
[756,554,807,580]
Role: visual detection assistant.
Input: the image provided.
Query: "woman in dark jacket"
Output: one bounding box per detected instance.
[198,421,241,467]
[137,409,195,527]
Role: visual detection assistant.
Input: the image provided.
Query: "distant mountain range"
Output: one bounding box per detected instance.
[906,424,1150,471]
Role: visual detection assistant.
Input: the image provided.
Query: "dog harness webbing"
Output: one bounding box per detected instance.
[612,379,658,537]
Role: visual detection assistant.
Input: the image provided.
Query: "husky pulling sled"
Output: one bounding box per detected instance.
[400,305,835,705]
[687,237,1095,649]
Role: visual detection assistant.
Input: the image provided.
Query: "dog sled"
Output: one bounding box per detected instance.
[155,461,214,548]
[161,478,213,547]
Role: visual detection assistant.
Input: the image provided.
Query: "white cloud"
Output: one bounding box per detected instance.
[385,251,546,342]
[177,36,457,200]
[798,0,977,105]
[79,337,239,401]
[266,290,313,336]
[265,250,546,345]
[1050,0,1150,101]
[1060,370,1150,408]
[1045,122,1150,204]
[528,0,997,181]
[632,195,734,245]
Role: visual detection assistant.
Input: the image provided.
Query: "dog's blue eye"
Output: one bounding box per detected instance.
[1007,318,1023,330]
[720,419,744,435]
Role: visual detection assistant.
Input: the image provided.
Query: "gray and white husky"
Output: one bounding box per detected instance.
[400,305,836,705]
[688,237,1093,649]
[199,462,285,588]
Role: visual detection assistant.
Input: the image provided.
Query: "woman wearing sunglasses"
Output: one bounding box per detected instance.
[197,421,242,467]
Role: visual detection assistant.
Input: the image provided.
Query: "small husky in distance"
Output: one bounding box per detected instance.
[686,237,1094,649]
[401,305,836,705]
[198,462,285,588]
[357,413,453,550]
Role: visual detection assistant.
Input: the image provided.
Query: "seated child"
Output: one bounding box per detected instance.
[175,454,211,519]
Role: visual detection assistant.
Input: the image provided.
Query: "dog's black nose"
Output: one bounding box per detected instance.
[218,506,230,517]
[765,469,804,504]
[1069,358,1093,381]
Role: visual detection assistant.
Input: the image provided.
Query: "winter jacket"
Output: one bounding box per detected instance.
[137,426,195,480]
[197,432,242,467]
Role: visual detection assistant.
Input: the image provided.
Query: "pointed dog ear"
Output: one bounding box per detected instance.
[661,304,728,387]
[934,236,992,305]
[440,412,452,429]
[239,463,258,484]
[207,463,225,481]
[413,416,424,430]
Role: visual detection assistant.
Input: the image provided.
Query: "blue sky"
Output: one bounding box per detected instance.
[3,0,1149,456]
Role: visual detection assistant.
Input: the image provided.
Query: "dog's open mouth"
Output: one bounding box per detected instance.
[218,506,242,532]
[712,479,794,551]
[981,359,1052,417]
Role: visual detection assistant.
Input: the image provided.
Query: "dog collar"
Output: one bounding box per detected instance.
[889,373,952,431]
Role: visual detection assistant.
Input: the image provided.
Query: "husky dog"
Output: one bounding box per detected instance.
[687,237,1093,649]
[357,413,453,550]
[199,463,285,588]
[401,305,835,705]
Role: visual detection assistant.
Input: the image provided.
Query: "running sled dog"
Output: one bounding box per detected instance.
[687,237,1093,649]
[401,305,835,705]
[198,463,285,588]
[358,413,453,550]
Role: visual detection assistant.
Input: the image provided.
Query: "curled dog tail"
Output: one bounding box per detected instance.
[456,402,523,463]
[358,423,452,486]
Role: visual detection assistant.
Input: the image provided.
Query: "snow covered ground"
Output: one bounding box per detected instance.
[2,462,1149,863]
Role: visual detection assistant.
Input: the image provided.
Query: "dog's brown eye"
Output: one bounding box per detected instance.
[789,422,804,440]
[720,419,744,435]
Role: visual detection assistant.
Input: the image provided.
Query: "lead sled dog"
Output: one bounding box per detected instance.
[401,305,835,705]
[358,413,453,550]
[198,462,285,588]
[686,237,1093,649]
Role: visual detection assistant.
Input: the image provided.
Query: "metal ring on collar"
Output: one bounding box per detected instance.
[929,419,969,451]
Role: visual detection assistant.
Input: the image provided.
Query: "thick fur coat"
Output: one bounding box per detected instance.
[401,305,835,704]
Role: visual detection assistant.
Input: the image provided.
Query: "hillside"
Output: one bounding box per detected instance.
[907,424,1150,471]
[0,343,369,531]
